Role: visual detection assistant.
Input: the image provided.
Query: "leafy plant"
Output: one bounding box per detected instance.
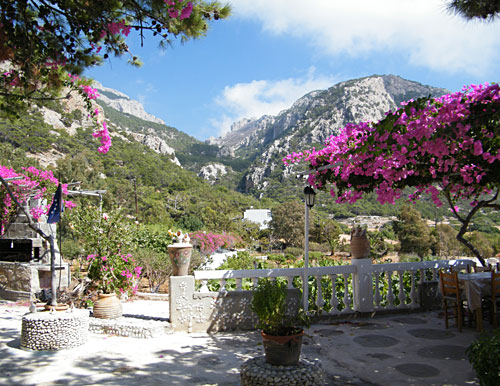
[466,329,500,386]
[251,278,309,336]
[67,205,140,295]
[134,248,172,293]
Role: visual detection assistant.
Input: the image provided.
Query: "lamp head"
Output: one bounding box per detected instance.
[304,186,316,208]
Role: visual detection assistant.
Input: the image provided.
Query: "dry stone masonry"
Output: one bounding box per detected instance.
[21,309,89,350]
[240,357,324,386]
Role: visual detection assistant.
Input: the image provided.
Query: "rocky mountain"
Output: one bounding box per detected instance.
[34,74,449,196]
[93,81,165,125]
[215,75,449,196]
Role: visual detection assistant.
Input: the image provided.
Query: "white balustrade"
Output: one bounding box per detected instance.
[193,258,475,316]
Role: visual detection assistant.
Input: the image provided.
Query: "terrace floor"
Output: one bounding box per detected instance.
[0,299,487,385]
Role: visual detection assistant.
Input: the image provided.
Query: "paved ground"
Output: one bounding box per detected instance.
[0,299,487,385]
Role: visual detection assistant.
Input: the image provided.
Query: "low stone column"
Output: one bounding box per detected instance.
[21,309,89,351]
[170,275,218,333]
[351,258,374,312]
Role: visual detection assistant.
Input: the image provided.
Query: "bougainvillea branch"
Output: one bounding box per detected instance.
[285,83,500,266]
[0,0,231,152]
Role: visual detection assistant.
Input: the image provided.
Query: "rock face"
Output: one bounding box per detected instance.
[129,132,181,165]
[93,81,165,125]
[209,115,275,157]
[215,75,448,195]
[198,163,228,184]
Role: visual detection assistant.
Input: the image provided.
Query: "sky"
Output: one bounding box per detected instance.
[84,0,500,141]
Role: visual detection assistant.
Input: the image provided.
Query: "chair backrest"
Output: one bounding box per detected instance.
[439,270,460,299]
[492,271,500,299]
[474,265,492,273]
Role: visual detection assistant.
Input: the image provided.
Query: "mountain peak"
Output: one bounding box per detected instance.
[93,81,165,125]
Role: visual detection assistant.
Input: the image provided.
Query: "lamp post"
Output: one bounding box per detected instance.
[303,186,316,311]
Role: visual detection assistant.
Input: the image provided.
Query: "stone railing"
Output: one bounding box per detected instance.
[169,258,475,333]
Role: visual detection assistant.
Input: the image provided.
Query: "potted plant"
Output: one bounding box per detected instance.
[167,229,193,276]
[466,329,500,386]
[251,278,309,366]
[67,206,142,318]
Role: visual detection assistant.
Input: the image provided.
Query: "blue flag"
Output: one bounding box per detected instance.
[47,184,63,223]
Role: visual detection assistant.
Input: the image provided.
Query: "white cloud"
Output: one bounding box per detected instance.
[212,68,336,136]
[228,0,500,75]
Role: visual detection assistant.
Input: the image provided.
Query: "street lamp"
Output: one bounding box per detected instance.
[303,186,316,311]
[304,185,316,208]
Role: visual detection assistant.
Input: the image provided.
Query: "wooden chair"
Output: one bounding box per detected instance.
[473,265,492,273]
[491,271,500,328]
[439,270,463,331]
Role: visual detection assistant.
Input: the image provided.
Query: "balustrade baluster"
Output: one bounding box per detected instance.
[328,274,339,314]
[200,279,209,293]
[409,271,417,307]
[386,272,395,309]
[315,275,325,310]
[342,273,351,312]
[286,276,293,289]
[236,278,242,291]
[397,271,406,308]
[374,273,381,309]
[220,278,227,293]
[252,277,258,289]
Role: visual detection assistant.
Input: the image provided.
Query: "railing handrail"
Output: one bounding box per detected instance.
[194,265,356,280]
[194,258,475,280]
[370,258,475,273]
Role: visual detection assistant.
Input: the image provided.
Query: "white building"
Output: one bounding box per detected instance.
[243,208,272,230]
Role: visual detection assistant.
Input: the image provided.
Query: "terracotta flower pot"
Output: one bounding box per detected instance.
[261,330,304,366]
[93,293,122,319]
[168,244,193,276]
[350,235,371,259]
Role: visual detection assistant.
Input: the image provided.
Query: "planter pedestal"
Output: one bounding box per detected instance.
[261,330,304,366]
[240,356,324,386]
[21,309,89,351]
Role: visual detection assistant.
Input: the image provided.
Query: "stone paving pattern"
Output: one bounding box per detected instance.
[0,299,484,385]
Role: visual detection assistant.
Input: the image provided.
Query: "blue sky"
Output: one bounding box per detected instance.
[85,0,500,141]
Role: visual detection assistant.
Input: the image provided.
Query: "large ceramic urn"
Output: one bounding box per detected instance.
[167,243,193,276]
[350,226,370,259]
[93,293,122,319]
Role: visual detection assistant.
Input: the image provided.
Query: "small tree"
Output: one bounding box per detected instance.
[269,201,305,248]
[434,224,464,257]
[394,205,436,260]
[311,217,341,254]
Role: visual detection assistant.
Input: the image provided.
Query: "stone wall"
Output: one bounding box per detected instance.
[0,209,70,301]
[0,261,69,300]
[169,276,300,333]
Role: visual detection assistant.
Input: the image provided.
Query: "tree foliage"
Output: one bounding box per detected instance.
[394,205,436,260]
[447,0,500,20]
[269,200,305,248]
[0,0,230,116]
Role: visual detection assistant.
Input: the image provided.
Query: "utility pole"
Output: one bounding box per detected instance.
[133,178,138,221]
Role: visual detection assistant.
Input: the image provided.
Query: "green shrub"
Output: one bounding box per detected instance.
[284,247,303,258]
[135,248,172,293]
[467,329,500,386]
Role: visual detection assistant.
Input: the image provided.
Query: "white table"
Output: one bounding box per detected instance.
[458,271,492,331]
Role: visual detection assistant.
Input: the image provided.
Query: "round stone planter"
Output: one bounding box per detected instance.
[93,293,122,319]
[167,243,193,276]
[240,356,324,386]
[21,309,89,351]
